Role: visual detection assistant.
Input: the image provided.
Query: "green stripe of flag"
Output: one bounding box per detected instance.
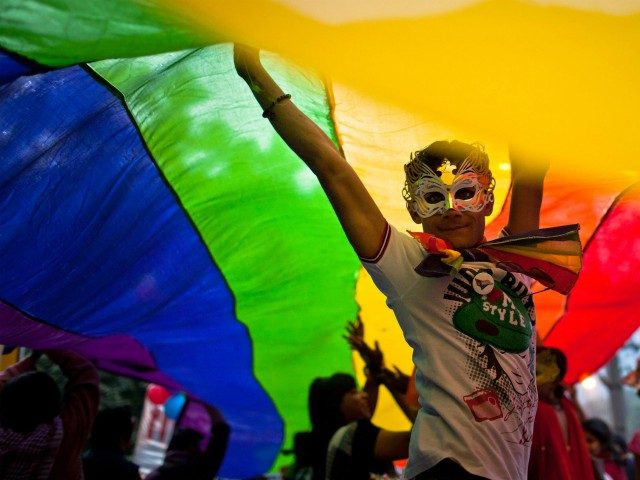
[91,44,360,470]
[0,0,209,65]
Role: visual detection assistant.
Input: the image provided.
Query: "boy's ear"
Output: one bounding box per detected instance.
[407,204,422,224]
[483,196,494,217]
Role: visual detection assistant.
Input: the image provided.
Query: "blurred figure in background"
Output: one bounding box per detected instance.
[145,403,230,480]
[528,347,594,480]
[583,418,628,480]
[0,349,99,479]
[310,372,409,480]
[285,317,415,480]
[83,405,141,480]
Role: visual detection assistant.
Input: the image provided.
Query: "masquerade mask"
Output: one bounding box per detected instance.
[409,157,493,219]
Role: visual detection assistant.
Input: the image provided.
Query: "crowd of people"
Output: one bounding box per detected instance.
[1,343,640,479]
[280,327,640,480]
[0,349,229,479]
[275,339,637,480]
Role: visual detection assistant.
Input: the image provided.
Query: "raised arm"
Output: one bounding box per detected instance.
[45,350,100,448]
[234,45,387,258]
[504,147,548,235]
[345,318,382,413]
[39,350,99,479]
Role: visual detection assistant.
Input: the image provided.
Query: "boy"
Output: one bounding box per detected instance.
[235,45,546,480]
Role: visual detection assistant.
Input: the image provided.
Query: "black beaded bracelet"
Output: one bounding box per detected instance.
[262,93,291,119]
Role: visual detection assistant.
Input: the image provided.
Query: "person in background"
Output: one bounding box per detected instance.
[309,371,410,480]
[623,357,640,480]
[611,433,635,480]
[326,317,414,479]
[630,434,640,480]
[583,418,628,480]
[83,405,142,480]
[145,402,230,480]
[528,346,594,479]
[0,349,100,479]
[286,318,412,480]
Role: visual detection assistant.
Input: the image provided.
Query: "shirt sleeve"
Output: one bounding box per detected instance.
[361,224,426,300]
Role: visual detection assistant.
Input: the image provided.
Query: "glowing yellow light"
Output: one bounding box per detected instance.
[581,375,598,390]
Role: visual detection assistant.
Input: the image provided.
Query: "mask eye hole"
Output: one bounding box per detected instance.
[424,192,445,204]
[455,188,477,201]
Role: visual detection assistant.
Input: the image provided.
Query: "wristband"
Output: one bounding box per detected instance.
[262,94,291,119]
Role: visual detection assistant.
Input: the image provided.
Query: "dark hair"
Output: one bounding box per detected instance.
[583,418,614,453]
[0,371,61,432]
[168,427,203,452]
[411,140,485,172]
[403,140,495,208]
[91,406,134,449]
[307,373,357,480]
[308,373,356,435]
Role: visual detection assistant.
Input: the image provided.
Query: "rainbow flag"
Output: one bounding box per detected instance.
[2,0,640,475]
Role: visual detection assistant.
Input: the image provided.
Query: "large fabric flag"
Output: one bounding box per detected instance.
[1,0,640,476]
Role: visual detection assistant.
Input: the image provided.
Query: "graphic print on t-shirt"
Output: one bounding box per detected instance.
[443,266,537,444]
[444,267,532,353]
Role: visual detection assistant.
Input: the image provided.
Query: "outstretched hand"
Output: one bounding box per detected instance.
[344,317,364,350]
[506,144,548,235]
[508,145,549,179]
[344,317,383,373]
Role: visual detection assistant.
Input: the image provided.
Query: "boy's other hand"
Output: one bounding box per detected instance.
[508,145,549,180]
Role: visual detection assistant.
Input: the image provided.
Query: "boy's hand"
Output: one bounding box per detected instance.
[506,144,548,234]
[508,145,549,180]
[233,43,261,80]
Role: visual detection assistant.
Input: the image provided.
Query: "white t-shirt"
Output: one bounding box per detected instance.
[362,224,537,480]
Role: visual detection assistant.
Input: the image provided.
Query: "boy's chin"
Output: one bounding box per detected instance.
[441,232,482,249]
[450,241,476,250]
